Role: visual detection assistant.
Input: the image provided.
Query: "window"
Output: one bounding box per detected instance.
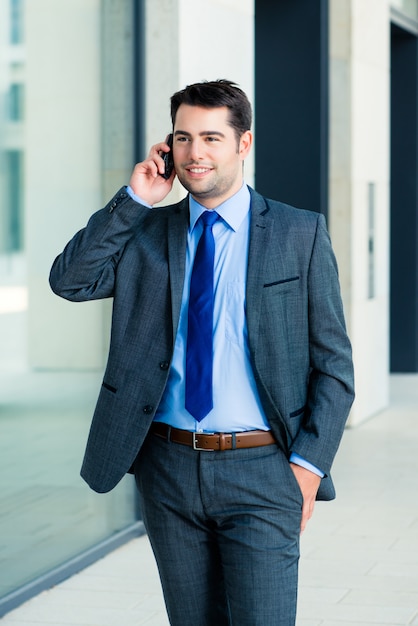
[0,1,141,614]
[7,84,25,121]
[4,151,24,252]
[10,0,24,45]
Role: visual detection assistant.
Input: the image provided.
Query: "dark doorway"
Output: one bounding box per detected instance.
[254,0,329,216]
[390,24,418,372]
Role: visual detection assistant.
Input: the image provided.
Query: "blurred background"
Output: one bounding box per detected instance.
[1,0,417,615]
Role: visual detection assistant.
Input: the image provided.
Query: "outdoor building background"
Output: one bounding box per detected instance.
[1,0,417,616]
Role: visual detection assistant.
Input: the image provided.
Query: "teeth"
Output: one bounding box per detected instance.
[189,168,209,173]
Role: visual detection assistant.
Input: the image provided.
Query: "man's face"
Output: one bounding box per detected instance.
[172,105,252,209]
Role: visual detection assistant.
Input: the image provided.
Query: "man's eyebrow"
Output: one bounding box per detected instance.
[174,130,226,138]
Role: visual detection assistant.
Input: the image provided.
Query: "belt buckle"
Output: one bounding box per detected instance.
[193,432,215,451]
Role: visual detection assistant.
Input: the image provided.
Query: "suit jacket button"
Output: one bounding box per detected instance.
[143,405,154,414]
[159,361,169,370]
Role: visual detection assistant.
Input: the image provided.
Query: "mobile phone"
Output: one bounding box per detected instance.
[161,133,174,179]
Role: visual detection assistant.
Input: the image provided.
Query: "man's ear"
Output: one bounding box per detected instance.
[239,130,253,159]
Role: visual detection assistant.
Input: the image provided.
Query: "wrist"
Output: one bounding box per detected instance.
[126,185,153,208]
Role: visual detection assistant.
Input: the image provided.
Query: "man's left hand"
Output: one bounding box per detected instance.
[290,463,321,533]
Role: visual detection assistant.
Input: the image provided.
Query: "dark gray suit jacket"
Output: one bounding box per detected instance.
[50,186,354,498]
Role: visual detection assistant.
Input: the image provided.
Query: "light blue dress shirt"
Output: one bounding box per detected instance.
[155,183,271,433]
[126,183,324,477]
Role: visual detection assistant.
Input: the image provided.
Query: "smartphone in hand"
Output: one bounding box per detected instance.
[161,134,174,180]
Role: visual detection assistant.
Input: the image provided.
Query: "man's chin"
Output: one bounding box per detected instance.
[178,178,214,199]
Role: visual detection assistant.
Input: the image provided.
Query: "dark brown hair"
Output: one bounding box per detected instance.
[170,79,252,142]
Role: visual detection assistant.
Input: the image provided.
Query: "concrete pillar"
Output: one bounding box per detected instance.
[329,0,390,423]
[144,0,255,206]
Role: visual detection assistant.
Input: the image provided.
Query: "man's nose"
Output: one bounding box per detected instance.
[189,139,203,161]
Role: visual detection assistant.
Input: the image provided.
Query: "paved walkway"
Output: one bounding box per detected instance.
[2,374,418,626]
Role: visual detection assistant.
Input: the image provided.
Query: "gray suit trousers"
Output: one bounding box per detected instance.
[134,432,303,626]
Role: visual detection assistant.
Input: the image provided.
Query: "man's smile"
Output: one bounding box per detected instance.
[185,165,213,174]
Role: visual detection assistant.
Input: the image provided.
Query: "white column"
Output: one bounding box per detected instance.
[144,0,255,205]
[329,0,390,424]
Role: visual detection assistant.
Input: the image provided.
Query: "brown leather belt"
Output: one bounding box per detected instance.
[150,422,276,451]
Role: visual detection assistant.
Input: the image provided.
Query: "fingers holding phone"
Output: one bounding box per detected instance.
[129,135,175,206]
[161,134,174,180]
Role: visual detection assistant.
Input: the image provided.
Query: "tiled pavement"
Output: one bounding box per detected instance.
[2,374,418,626]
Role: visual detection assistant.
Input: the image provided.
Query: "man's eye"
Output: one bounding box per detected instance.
[206,136,219,142]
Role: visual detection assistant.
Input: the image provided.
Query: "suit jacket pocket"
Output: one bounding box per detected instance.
[264,276,300,289]
[262,276,301,314]
[102,381,117,394]
[289,405,306,418]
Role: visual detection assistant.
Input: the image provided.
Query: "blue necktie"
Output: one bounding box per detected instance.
[185,211,219,421]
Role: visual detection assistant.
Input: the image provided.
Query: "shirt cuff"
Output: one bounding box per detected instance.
[126,185,152,208]
[289,452,325,478]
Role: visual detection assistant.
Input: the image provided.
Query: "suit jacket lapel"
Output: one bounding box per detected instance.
[167,197,189,335]
[246,189,274,356]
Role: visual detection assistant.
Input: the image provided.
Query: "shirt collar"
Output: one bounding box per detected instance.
[189,183,251,233]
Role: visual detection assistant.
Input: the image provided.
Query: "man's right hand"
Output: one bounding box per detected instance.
[128,139,176,207]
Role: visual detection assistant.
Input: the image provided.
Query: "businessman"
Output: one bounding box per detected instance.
[50,79,354,625]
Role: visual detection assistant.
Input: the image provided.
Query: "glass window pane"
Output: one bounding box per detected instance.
[0,0,138,603]
[10,0,25,44]
[0,151,24,253]
[8,84,25,121]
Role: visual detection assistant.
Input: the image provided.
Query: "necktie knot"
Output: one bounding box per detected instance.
[200,210,219,228]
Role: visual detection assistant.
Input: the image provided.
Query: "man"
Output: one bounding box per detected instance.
[50,79,354,625]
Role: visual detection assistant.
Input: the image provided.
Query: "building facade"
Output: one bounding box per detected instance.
[0,0,417,615]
